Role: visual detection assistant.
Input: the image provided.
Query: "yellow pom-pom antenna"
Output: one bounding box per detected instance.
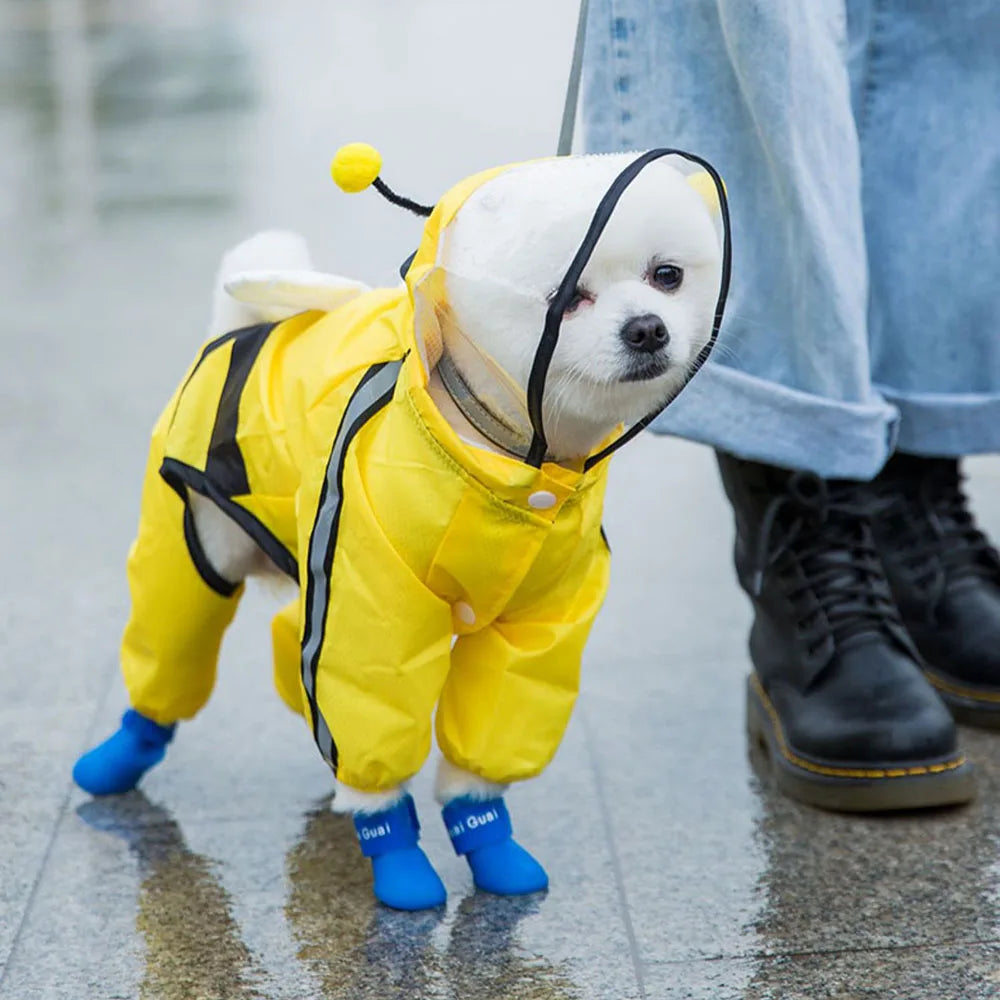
[331,142,383,193]
[687,170,727,216]
[331,142,434,218]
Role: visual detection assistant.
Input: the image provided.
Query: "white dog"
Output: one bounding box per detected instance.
[73,150,726,910]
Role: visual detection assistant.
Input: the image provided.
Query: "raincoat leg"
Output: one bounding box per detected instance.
[121,438,244,726]
[436,614,596,786]
[271,598,305,715]
[435,534,609,785]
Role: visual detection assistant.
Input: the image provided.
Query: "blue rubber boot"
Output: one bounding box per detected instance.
[443,796,548,896]
[72,709,175,796]
[354,794,447,911]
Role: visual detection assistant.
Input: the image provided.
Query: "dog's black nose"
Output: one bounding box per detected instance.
[620,314,669,354]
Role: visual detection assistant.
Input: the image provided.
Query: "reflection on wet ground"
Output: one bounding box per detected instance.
[4,2,1000,998]
[741,731,1000,999]
[78,794,262,1000]
[286,803,577,1000]
[73,792,580,1000]
[285,801,443,1000]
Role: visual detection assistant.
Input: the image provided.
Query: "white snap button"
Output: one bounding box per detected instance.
[528,490,557,510]
[454,601,476,626]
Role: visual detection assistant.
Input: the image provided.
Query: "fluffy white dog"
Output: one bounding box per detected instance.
[73,149,726,910]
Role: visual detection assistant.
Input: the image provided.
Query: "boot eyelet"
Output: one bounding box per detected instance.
[788,472,826,508]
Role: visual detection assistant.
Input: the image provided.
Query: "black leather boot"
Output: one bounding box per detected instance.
[717,452,973,812]
[869,454,1000,728]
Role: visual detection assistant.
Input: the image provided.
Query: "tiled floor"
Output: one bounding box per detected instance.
[3,2,1000,997]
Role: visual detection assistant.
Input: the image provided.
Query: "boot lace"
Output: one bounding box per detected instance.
[872,461,1000,599]
[752,472,900,651]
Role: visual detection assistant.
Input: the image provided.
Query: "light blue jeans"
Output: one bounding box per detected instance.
[583,0,1000,478]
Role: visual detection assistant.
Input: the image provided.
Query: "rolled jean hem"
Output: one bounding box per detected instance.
[876,384,1000,458]
[651,363,900,480]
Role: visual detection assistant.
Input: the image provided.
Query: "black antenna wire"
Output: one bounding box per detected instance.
[372,177,434,218]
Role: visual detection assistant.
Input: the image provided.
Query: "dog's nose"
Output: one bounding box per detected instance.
[620,314,669,354]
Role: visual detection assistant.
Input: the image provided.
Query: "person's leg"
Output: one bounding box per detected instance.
[582,0,972,810]
[849,0,1000,456]
[583,0,897,478]
[847,0,1000,724]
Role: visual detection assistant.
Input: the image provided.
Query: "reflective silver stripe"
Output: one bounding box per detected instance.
[315,712,335,768]
[300,359,404,768]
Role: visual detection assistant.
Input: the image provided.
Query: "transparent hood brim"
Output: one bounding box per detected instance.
[410,148,732,470]
[526,149,731,470]
[411,265,545,459]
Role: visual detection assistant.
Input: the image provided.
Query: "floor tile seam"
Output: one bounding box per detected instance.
[0,660,121,988]
[644,932,1000,968]
[579,704,648,1000]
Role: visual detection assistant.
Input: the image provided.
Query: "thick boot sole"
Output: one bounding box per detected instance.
[746,675,975,812]
[924,669,1000,730]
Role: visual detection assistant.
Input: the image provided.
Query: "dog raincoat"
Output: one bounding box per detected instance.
[121,150,730,793]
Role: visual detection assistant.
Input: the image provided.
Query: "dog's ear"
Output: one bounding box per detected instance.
[686,171,726,217]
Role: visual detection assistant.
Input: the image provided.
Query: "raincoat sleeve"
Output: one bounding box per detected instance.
[296,379,454,794]
[435,533,611,785]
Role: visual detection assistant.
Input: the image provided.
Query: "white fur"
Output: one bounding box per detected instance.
[187,492,268,583]
[331,781,407,816]
[189,158,721,811]
[434,757,507,805]
[441,154,722,459]
[225,270,370,319]
[207,230,313,338]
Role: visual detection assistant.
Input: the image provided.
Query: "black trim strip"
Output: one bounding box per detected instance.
[182,503,240,597]
[205,323,275,497]
[300,360,404,769]
[160,458,299,580]
[398,249,417,281]
[167,323,273,434]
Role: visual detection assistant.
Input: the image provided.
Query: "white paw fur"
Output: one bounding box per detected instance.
[331,781,407,816]
[434,757,507,805]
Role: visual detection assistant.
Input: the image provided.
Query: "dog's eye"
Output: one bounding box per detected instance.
[556,287,591,314]
[652,265,684,291]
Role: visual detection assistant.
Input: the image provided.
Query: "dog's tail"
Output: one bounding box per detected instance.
[207,230,314,339]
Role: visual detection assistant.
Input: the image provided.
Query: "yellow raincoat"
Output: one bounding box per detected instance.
[122,163,611,793]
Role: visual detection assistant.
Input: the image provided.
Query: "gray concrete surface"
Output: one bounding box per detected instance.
[3,2,1000,998]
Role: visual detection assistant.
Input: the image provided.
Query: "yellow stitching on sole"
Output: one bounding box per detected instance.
[750,674,967,780]
[925,670,1000,705]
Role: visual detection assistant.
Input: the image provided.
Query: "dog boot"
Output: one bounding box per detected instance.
[73,709,175,796]
[354,794,446,911]
[443,796,548,896]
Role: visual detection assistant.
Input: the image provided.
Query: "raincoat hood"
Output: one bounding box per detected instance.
[334,145,732,472]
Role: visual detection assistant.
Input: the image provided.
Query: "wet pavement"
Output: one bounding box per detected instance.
[3,2,1000,998]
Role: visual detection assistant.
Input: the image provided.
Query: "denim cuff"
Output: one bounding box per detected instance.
[652,363,900,480]
[875,385,1000,458]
